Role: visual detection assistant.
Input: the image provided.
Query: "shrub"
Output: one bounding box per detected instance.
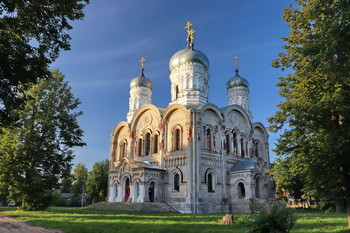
[236,215,253,225]
[248,204,297,233]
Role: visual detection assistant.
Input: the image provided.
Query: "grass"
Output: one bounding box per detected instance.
[0,207,349,233]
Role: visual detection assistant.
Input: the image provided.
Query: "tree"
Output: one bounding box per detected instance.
[0,69,85,210]
[86,160,109,204]
[269,0,350,227]
[71,163,88,194]
[0,0,89,125]
[60,176,74,193]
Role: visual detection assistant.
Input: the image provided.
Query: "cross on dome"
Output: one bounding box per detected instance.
[140,57,146,69]
[234,56,240,70]
[184,21,195,47]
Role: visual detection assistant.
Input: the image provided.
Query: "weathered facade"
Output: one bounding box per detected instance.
[107,23,274,213]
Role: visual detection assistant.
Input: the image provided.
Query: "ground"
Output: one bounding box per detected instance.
[0,214,63,233]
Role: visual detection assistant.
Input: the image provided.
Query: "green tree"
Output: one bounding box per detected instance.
[86,160,109,204]
[0,69,85,210]
[269,0,350,227]
[60,176,74,193]
[0,0,89,125]
[71,163,88,194]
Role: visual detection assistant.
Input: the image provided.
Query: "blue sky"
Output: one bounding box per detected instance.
[52,0,294,170]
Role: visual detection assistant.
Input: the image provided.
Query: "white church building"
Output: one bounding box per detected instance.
[107,22,274,213]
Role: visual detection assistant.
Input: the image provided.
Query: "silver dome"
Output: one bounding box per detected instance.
[226,70,249,89]
[169,46,209,71]
[130,71,152,89]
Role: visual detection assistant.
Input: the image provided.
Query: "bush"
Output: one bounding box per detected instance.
[248,204,297,233]
[236,215,253,225]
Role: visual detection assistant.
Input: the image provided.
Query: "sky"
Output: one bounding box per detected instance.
[51,0,295,171]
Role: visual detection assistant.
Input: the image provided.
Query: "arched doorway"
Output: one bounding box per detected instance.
[149,182,155,202]
[124,178,130,202]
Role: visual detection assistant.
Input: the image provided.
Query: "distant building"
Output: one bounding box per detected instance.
[107,23,274,213]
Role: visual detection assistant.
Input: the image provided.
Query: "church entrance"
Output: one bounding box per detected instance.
[149,182,155,202]
[124,178,130,202]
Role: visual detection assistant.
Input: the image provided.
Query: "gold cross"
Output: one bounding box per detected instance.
[140,57,146,68]
[188,29,195,40]
[234,56,240,69]
[185,21,195,40]
[184,21,192,31]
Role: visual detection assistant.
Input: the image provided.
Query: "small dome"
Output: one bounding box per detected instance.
[169,45,209,71]
[130,70,152,89]
[226,70,249,89]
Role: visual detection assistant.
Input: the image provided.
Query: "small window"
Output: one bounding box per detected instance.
[137,138,142,156]
[206,128,211,151]
[255,140,259,157]
[226,134,230,154]
[233,133,237,156]
[255,177,261,198]
[174,174,180,191]
[120,140,127,158]
[240,138,244,157]
[145,133,151,155]
[175,85,179,99]
[208,173,213,192]
[115,184,118,197]
[153,134,159,154]
[238,182,245,198]
[136,182,140,198]
[174,128,181,151]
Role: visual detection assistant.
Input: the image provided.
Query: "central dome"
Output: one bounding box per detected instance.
[169,46,209,71]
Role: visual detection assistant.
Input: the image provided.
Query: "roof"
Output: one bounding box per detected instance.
[230,157,258,171]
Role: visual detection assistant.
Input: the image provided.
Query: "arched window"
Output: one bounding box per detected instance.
[137,138,142,156]
[120,140,127,158]
[145,132,151,156]
[175,85,179,99]
[208,173,214,192]
[238,182,245,198]
[174,173,180,191]
[226,134,230,154]
[233,133,237,156]
[174,128,181,151]
[115,184,118,197]
[153,134,159,154]
[240,138,245,157]
[136,182,140,198]
[255,177,262,198]
[206,128,211,151]
[255,140,259,157]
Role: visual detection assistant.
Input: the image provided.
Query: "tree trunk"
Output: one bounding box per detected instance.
[346,197,350,228]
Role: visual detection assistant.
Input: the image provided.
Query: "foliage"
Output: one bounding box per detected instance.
[268,0,350,226]
[0,207,349,233]
[61,176,74,193]
[50,190,67,207]
[0,70,85,210]
[86,160,109,204]
[0,0,89,125]
[248,204,297,233]
[236,215,253,225]
[71,163,88,194]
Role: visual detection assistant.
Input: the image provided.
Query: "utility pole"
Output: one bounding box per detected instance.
[81,184,84,207]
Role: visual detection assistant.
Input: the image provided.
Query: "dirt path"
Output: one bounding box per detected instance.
[0,214,64,233]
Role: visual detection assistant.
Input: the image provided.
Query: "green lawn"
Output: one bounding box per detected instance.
[0,207,349,233]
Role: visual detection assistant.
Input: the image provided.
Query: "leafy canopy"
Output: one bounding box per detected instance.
[0,0,89,124]
[0,69,85,210]
[268,0,350,226]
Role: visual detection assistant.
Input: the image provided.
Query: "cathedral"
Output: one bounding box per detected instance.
[107,22,274,213]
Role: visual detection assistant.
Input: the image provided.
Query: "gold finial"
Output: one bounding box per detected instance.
[234,56,240,70]
[140,57,146,69]
[185,21,195,40]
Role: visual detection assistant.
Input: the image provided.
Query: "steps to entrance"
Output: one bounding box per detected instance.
[88,202,178,213]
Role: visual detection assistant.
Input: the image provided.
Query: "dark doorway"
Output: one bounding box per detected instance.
[124,178,130,202]
[149,182,155,202]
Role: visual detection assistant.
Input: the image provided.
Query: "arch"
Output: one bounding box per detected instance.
[149,181,155,203]
[238,182,246,198]
[240,137,245,157]
[220,105,251,129]
[124,177,130,202]
[208,173,213,192]
[114,184,118,198]
[174,173,180,191]
[254,139,261,158]
[225,132,231,154]
[200,103,224,122]
[119,139,128,159]
[145,132,151,156]
[206,128,212,151]
[153,133,159,154]
[232,131,238,156]
[171,125,183,151]
[129,104,163,132]
[137,137,143,156]
[255,176,263,198]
